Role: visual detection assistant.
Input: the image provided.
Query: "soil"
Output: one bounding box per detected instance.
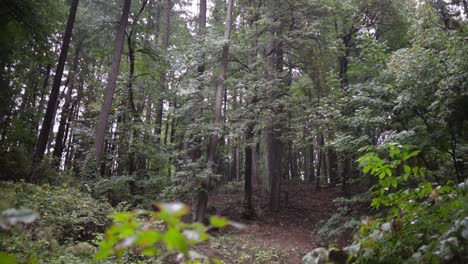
[196,184,350,263]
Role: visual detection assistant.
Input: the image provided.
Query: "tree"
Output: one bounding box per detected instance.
[32,0,79,165]
[52,41,82,166]
[193,0,234,222]
[94,0,132,164]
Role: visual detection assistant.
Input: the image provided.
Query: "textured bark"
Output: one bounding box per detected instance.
[94,0,131,162]
[33,0,79,165]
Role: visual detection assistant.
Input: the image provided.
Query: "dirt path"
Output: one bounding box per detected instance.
[198,185,343,263]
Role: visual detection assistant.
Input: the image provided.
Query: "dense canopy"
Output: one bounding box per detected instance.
[0,0,467,263]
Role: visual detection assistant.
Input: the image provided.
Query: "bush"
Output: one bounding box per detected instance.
[0,181,113,262]
[96,202,234,263]
[316,193,370,245]
[348,144,468,263]
[93,175,168,208]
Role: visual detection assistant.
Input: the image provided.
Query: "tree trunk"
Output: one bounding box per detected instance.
[207,0,233,165]
[34,64,52,134]
[33,0,79,166]
[264,2,285,210]
[328,148,338,185]
[155,0,172,143]
[242,122,255,219]
[94,0,131,163]
[316,134,324,190]
[53,44,81,165]
[194,0,234,223]
[266,126,282,211]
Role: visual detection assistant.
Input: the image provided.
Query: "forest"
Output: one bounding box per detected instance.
[0,0,467,263]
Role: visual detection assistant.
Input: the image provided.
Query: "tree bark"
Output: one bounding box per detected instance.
[94,0,131,162]
[265,5,284,211]
[194,0,234,222]
[33,0,79,165]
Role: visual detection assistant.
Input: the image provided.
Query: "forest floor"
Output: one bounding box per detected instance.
[195,184,350,263]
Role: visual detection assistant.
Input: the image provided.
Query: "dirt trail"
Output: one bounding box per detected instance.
[201,185,344,263]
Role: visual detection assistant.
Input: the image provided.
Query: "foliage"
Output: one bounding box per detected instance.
[346,144,468,263]
[208,236,289,264]
[93,175,168,208]
[0,181,113,262]
[316,193,370,244]
[0,208,38,229]
[95,202,236,263]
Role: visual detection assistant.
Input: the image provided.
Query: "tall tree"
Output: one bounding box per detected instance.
[94,0,132,163]
[53,42,82,166]
[32,0,79,165]
[193,0,234,222]
[264,1,285,211]
[155,0,172,143]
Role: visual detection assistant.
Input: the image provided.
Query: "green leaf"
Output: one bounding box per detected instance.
[0,253,16,264]
[163,228,189,255]
[403,150,420,160]
[112,212,132,222]
[363,166,371,173]
[404,165,411,174]
[209,216,229,228]
[385,167,392,177]
[378,171,386,179]
[136,230,161,246]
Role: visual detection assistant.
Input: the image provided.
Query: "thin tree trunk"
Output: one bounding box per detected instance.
[35,64,52,133]
[252,143,259,186]
[53,44,81,165]
[308,143,315,182]
[155,0,172,143]
[145,0,161,124]
[243,122,255,219]
[328,148,338,185]
[94,0,131,162]
[33,0,79,166]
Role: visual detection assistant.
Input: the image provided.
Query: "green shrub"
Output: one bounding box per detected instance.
[0,146,33,181]
[96,202,234,263]
[317,193,370,244]
[0,181,113,262]
[347,144,468,263]
[93,175,168,208]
